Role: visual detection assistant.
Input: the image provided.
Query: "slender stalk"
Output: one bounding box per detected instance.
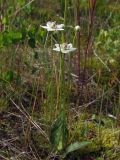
[59,52,65,111]
[51,34,59,116]
[61,0,67,43]
[76,0,81,82]
[84,0,97,82]
[64,0,67,26]
[44,31,49,49]
[50,34,55,119]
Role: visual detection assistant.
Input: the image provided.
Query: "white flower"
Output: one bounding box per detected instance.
[53,43,77,54]
[108,114,117,120]
[75,25,80,31]
[40,21,64,31]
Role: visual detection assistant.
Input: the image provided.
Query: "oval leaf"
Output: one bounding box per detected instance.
[65,141,90,156]
[50,112,68,151]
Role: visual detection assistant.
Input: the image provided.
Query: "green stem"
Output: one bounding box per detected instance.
[64,0,67,26]
[59,52,65,111]
[44,31,49,49]
[62,0,67,43]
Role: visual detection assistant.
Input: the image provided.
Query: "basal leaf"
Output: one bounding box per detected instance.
[65,141,91,156]
[50,112,68,151]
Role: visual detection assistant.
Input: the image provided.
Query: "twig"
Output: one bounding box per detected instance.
[0,155,9,160]
[93,49,111,72]
[10,98,49,142]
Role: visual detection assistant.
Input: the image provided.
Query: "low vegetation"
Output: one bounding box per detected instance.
[0,0,120,159]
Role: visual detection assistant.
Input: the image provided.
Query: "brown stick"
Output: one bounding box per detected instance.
[76,0,81,82]
[84,0,97,82]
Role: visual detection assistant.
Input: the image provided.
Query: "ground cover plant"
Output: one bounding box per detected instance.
[0,0,120,159]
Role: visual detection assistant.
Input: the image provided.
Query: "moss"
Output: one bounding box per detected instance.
[98,128,119,148]
[69,114,120,154]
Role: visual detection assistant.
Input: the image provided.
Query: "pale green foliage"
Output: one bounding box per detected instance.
[95,27,120,57]
[65,141,90,156]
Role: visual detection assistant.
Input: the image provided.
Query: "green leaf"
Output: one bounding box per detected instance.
[2,17,7,25]
[65,141,90,156]
[3,32,12,46]
[50,112,68,151]
[2,31,22,45]
[37,30,46,44]
[0,33,3,48]
[18,0,25,6]
[28,38,36,48]
[12,32,22,41]
[4,70,14,82]
[21,28,27,41]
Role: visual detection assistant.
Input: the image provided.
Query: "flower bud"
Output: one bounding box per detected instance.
[109,59,115,64]
[75,25,80,31]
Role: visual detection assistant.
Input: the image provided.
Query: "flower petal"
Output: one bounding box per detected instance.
[57,24,64,29]
[67,43,73,49]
